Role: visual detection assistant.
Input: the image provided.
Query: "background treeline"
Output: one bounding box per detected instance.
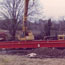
[0,19,65,40]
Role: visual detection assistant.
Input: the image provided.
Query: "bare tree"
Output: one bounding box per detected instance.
[0,0,39,40]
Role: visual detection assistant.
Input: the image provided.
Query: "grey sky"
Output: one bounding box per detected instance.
[39,0,65,20]
[0,0,3,2]
[0,0,65,20]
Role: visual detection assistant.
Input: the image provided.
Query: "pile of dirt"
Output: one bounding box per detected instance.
[30,48,65,58]
[1,48,65,58]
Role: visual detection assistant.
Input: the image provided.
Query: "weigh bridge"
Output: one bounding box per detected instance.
[0,40,65,48]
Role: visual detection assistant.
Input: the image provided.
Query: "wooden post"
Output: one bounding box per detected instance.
[22,0,29,37]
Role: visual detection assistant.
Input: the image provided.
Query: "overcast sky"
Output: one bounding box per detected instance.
[0,0,65,20]
[0,0,3,2]
[39,0,65,20]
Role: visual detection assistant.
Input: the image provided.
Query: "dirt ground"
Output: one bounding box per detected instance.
[0,54,65,65]
[0,48,65,65]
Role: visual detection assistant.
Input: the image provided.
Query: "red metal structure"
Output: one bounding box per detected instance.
[0,40,65,49]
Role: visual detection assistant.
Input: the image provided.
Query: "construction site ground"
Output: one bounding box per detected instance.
[0,47,65,65]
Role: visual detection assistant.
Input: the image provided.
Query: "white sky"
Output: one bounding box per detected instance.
[0,0,3,2]
[39,0,65,20]
[0,0,65,20]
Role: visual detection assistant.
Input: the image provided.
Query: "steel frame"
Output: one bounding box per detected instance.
[0,40,65,48]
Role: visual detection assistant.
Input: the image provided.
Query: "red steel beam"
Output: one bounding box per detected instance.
[0,40,65,48]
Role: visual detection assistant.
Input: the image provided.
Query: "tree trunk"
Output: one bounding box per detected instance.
[11,28,16,40]
[11,19,17,41]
